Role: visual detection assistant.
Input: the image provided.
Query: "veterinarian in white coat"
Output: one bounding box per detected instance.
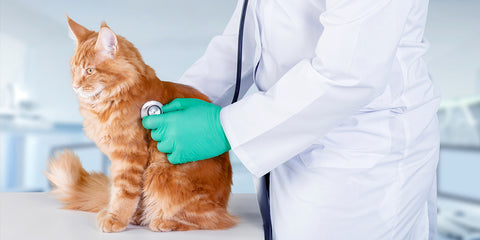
[173,0,441,239]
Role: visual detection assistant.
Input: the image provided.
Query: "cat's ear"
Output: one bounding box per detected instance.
[66,14,92,43]
[95,27,118,59]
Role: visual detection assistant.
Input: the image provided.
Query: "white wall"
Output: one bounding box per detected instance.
[0,0,478,194]
[0,0,237,122]
[424,0,480,100]
[0,0,249,192]
[2,0,478,120]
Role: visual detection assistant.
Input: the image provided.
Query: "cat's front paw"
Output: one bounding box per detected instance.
[97,209,128,232]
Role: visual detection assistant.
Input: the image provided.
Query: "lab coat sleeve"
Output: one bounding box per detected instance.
[220,0,412,178]
[177,0,254,107]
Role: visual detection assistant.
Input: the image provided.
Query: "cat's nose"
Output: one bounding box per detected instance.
[72,85,80,90]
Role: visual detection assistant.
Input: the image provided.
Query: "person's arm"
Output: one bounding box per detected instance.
[221,0,413,177]
[141,0,252,164]
[178,0,254,107]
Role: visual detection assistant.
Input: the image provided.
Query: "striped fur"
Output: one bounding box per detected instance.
[46,16,237,232]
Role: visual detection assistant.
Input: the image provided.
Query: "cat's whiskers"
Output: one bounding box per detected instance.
[75,86,105,100]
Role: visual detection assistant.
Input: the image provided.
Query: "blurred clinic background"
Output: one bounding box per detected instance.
[1,0,479,239]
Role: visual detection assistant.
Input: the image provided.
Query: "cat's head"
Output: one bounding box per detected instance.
[66,15,144,103]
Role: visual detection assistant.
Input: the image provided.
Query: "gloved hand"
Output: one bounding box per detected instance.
[142,98,231,164]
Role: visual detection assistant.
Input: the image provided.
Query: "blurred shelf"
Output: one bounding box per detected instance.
[440,144,480,151]
[0,119,83,134]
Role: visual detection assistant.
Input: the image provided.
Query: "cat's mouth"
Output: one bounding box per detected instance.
[75,86,104,99]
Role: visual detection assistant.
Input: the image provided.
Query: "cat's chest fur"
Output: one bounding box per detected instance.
[80,100,145,154]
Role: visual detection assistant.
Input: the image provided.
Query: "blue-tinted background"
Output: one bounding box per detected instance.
[1,0,479,239]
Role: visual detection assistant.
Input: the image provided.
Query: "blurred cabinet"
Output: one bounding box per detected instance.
[0,121,105,192]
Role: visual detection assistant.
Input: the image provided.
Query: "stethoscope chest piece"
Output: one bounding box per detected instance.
[141,100,164,119]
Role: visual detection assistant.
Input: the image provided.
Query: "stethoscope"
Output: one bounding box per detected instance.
[140,1,271,239]
[141,0,249,119]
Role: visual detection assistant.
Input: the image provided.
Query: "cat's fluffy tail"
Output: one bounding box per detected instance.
[45,150,110,212]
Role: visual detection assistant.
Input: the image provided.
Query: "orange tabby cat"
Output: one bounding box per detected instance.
[45,16,237,233]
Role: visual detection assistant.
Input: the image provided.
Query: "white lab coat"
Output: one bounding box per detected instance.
[179,0,441,239]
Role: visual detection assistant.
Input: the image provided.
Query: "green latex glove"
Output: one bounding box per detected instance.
[142,98,231,164]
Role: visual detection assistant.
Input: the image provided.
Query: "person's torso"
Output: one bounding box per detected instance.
[242,0,441,166]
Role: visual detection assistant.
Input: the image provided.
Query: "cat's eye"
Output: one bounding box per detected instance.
[86,68,95,75]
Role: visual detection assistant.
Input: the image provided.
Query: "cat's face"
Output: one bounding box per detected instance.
[67,16,141,103]
[70,48,107,100]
